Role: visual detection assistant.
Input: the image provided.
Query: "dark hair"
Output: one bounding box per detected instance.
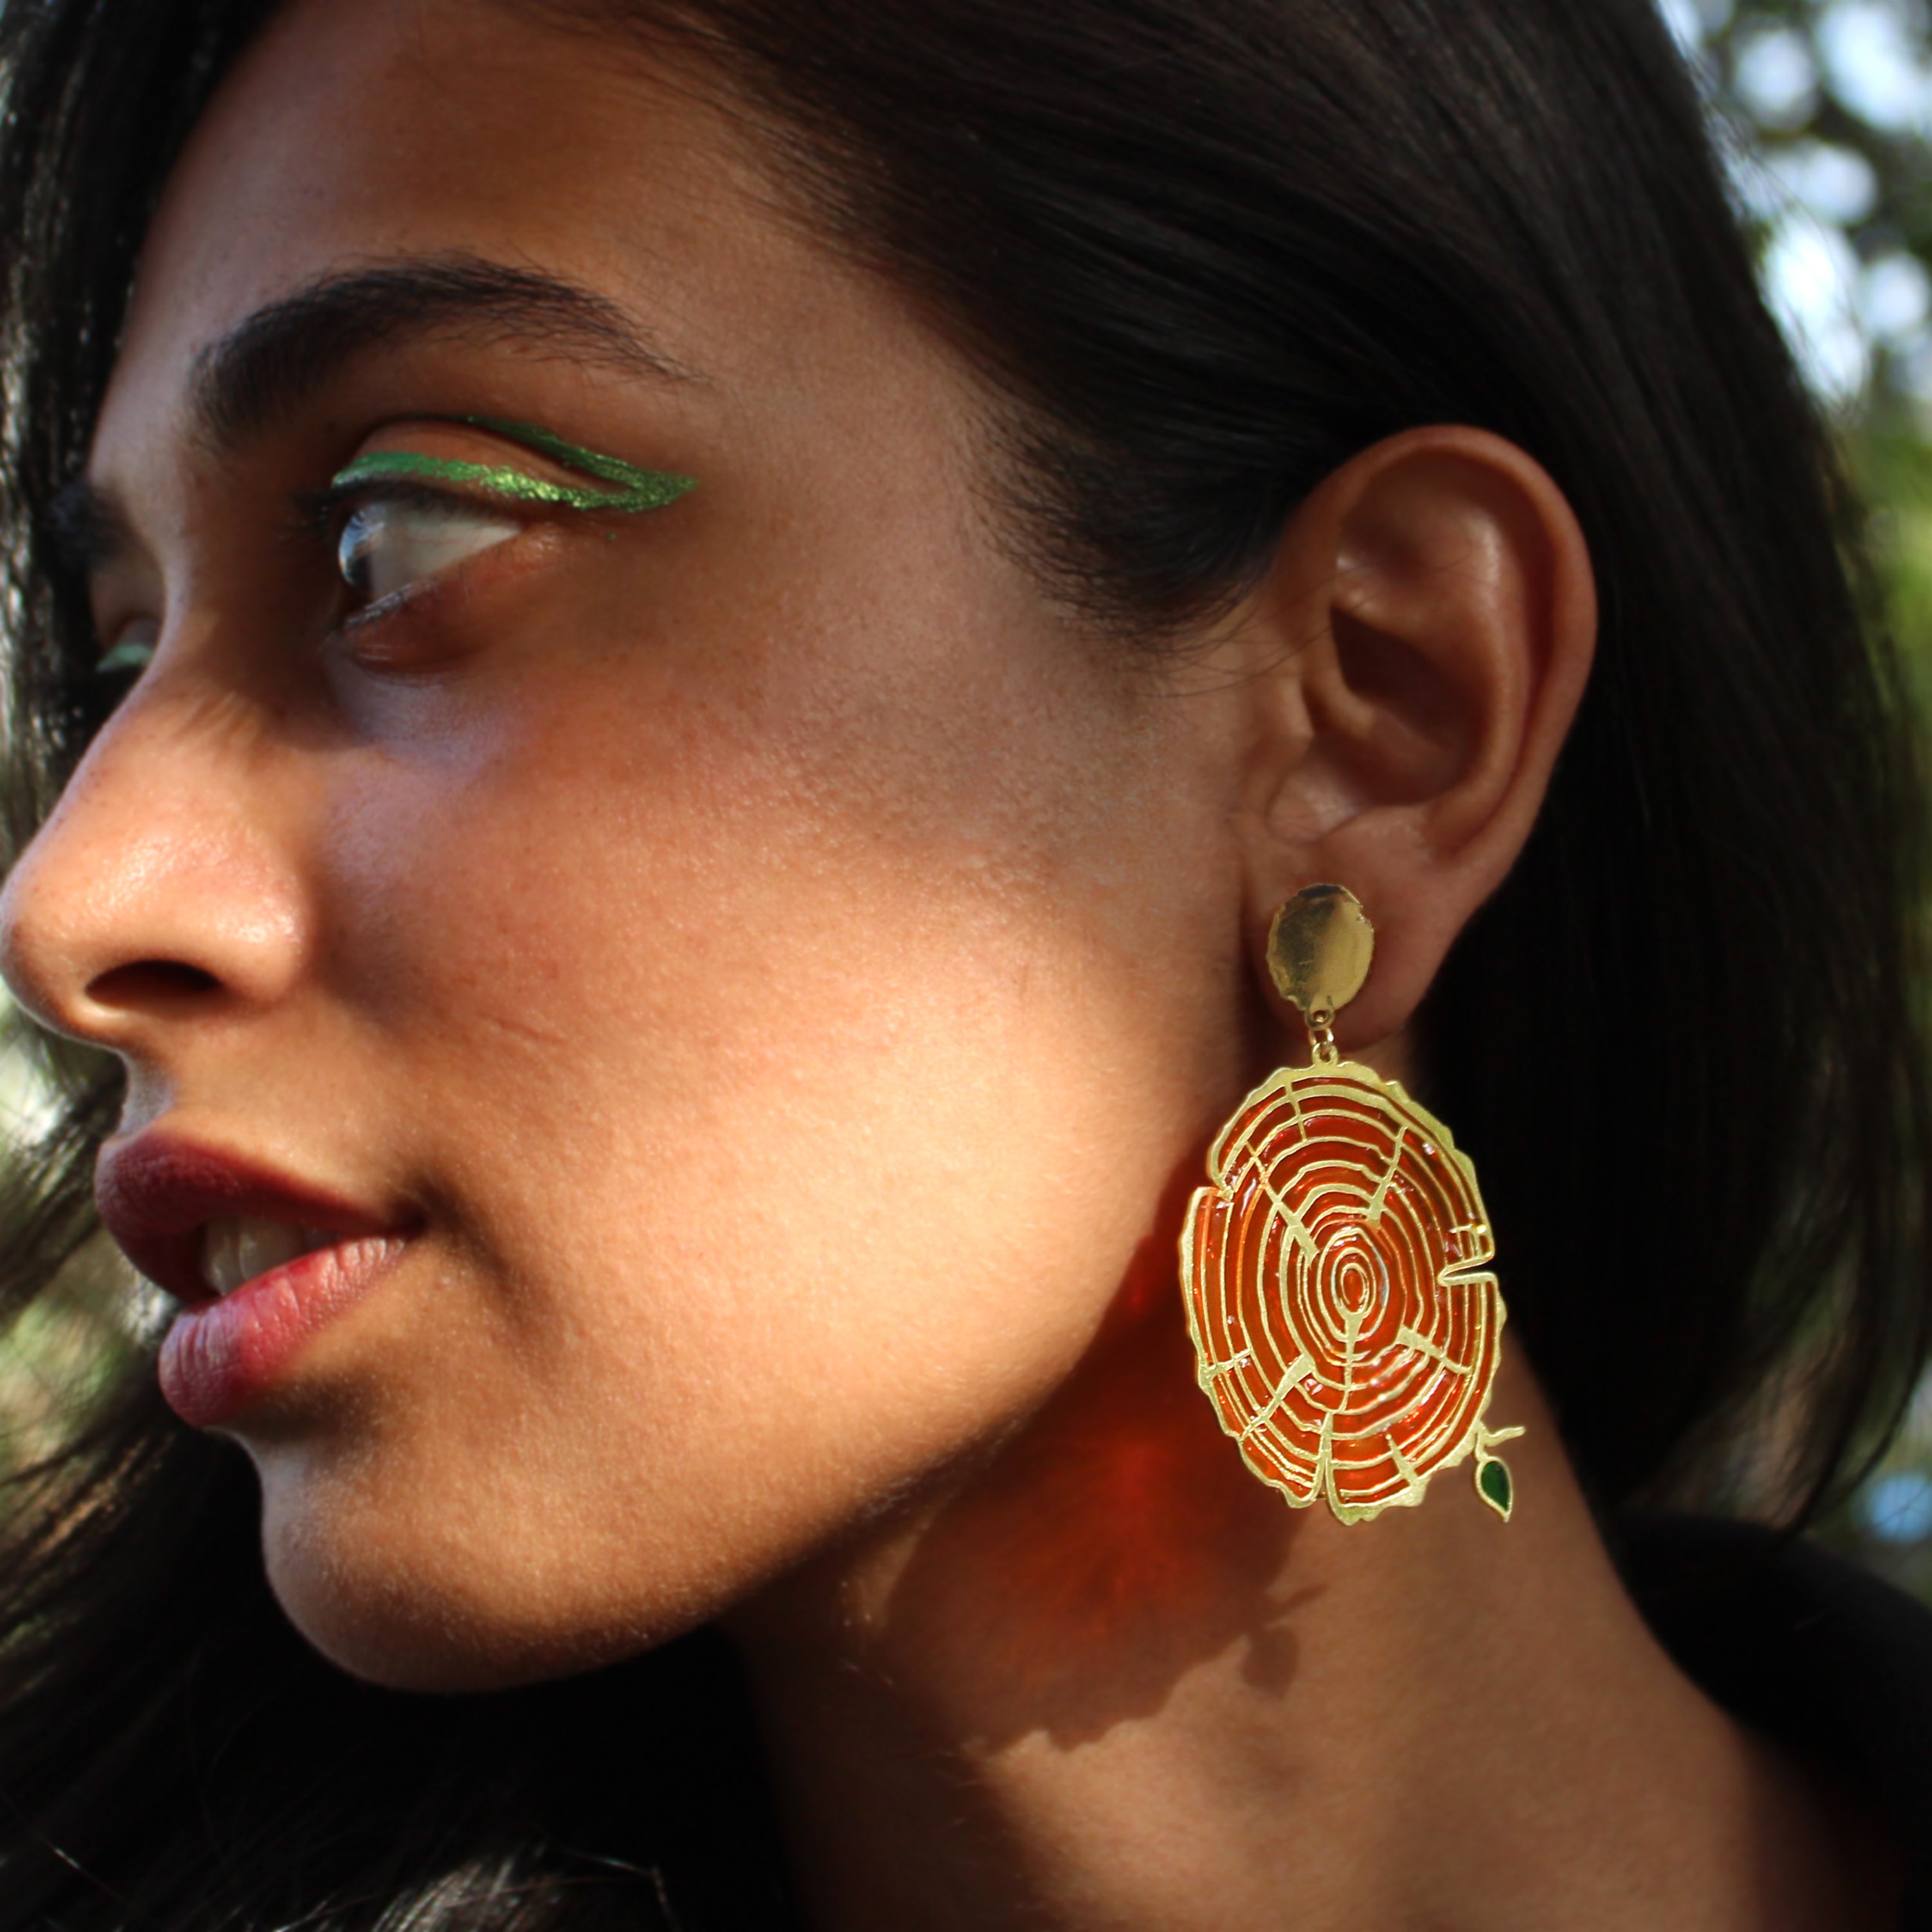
[1,0,1927,1924]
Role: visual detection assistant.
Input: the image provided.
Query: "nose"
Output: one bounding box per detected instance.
[0,683,310,1057]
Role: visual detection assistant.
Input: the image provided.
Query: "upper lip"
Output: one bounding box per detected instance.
[96,1132,405,1305]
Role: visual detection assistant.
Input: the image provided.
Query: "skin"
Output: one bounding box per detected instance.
[0,2,1897,1927]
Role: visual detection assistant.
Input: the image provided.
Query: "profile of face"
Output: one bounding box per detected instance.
[0,0,1592,1689]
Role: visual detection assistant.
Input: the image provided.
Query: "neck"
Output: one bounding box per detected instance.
[726,1305,1880,1932]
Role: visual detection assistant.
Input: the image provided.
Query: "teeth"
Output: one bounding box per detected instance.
[201,1218,333,1297]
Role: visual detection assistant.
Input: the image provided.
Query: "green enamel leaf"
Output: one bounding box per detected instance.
[1477,1457,1513,1520]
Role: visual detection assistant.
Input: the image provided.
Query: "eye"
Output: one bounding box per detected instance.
[336,495,523,610]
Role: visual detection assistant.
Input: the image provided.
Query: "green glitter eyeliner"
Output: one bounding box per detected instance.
[328,416,696,513]
[97,637,156,674]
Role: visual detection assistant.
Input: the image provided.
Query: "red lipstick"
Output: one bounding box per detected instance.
[97,1134,412,1427]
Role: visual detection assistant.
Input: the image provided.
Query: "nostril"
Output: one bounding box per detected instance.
[86,960,223,1010]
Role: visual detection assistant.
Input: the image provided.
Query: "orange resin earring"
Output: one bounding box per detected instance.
[1180,885,1520,1524]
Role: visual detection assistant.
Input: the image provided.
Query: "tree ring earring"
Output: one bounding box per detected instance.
[1179,884,1522,1524]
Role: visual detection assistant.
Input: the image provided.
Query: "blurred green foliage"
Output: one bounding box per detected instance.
[0,1012,143,1475]
[1690,1,1932,415]
[1675,0,1932,1586]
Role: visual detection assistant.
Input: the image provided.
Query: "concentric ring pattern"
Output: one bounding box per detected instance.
[1181,1062,1505,1522]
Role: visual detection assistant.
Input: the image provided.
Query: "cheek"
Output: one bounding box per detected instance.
[254,603,1240,1685]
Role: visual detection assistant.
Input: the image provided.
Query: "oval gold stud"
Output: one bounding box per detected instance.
[1265,883,1374,1021]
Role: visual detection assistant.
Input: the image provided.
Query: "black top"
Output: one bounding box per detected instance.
[1621,1515,1932,1927]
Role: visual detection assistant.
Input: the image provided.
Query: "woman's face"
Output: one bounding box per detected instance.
[0,0,1256,1684]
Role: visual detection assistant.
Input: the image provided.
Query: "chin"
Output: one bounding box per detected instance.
[265,1564,565,1694]
[251,1454,723,1694]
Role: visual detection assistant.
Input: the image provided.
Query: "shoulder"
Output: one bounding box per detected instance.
[1619,1512,1932,1926]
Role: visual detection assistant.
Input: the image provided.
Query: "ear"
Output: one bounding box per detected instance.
[1228,426,1596,1055]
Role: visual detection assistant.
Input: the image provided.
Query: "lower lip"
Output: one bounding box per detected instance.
[158,1236,409,1428]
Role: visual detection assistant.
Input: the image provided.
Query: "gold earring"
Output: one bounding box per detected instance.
[1180,884,1521,1524]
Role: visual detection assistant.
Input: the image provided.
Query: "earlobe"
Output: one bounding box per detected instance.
[1233,426,1596,1048]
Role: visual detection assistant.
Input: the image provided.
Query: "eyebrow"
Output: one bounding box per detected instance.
[189,252,697,454]
[48,253,698,581]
